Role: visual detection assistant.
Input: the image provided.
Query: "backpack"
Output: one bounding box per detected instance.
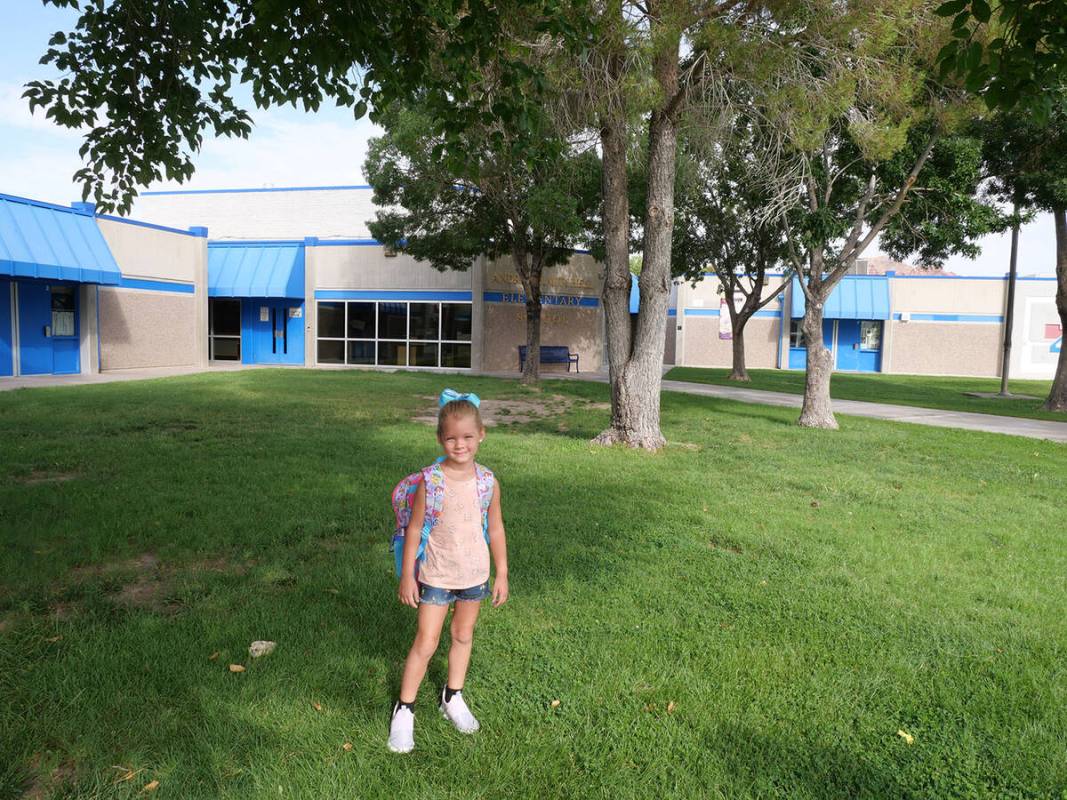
[390,459,495,578]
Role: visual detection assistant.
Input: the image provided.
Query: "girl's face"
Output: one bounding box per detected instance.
[438,413,484,465]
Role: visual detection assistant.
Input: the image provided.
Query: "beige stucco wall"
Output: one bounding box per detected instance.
[890,277,1005,315]
[681,317,780,369]
[315,245,473,290]
[484,253,604,296]
[886,321,1002,377]
[96,218,203,283]
[98,288,199,369]
[482,303,603,373]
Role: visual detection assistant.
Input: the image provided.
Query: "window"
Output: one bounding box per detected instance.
[789,319,805,348]
[209,299,241,361]
[315,300,472,368]
[50,286,76,337]
[860,321,882,351]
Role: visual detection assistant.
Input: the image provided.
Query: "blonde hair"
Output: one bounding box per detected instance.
[437,399,484,437]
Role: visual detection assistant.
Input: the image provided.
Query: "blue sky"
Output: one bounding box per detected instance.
[0,3,1056,276]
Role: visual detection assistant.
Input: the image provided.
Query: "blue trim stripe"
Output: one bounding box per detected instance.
[313,239,381,247]
[684,308,781,318]
[667,309,677,317]
[143,185,372,196]
[116,277,196,294]
[210,239,304,247]
[96,214,203,238]
[893,312,1003,323]
[316,290,472,301]
[483,291,599,308]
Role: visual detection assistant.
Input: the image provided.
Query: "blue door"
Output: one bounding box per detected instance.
[17,282,80,375]
[836,320,861,370]
[245,299,304,365]
[0,279,12,377]
[835,319,881,372]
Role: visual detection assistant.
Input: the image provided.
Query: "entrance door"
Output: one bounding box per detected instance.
[16,283,80,375]
[836,320,861,371]
[248,300,304,365]
[835,319,882,372]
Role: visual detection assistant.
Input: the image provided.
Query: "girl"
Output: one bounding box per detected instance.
[388,389,509,754]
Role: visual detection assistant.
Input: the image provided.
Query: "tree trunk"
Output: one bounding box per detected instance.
[594,4,678,451]
[728,318,749,381]
[519,264,543,385]
[1044,207,1067,412]
[596,70,633,439]
[798,286,838,429]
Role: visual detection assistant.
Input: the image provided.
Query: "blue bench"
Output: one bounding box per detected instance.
[518,345,579,373]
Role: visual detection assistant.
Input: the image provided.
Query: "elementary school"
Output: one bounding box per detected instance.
[0,185,1059,381]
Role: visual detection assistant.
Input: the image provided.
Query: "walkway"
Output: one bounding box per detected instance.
[0,363,242,392]
[530,370,1067,444]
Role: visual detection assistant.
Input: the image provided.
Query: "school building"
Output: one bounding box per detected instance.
[0,185,1060,381]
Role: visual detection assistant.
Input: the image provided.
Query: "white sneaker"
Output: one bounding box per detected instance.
[439,688,480,734]
[387,702,415,753]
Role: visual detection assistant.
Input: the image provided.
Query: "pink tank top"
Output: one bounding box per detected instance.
[418,474,490,589]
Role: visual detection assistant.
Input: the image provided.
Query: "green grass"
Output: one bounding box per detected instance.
[665,367,1065,422]
[1,369,1064,799]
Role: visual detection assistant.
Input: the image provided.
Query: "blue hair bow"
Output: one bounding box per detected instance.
[439,388,481,408]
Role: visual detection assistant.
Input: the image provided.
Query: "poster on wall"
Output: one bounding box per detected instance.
[719,293,743,340]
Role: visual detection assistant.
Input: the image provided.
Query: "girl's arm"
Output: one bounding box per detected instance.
[398,481,425,608]
[488,481,508,607]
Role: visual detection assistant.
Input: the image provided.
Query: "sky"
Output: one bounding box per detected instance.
[0,3,1057,277]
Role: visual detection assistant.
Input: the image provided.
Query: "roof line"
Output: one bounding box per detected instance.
[0,191,86,216]
[142,185,373,196]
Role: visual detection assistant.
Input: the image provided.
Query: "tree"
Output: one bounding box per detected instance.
[721,1,1004,428]
[364,103,599,383]
[575,0,740,450]
[977,99,1067,411]
[23,0,581,213]
[672,121,794,382]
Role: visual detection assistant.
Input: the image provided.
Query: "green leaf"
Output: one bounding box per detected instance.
[971,0,991,23]
[935,0,969,16]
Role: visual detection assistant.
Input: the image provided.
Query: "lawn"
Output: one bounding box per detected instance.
[1,369,1064,799]
[664,367,1064,422]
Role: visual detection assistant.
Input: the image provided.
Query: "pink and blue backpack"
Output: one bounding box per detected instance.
[390,459,495,578]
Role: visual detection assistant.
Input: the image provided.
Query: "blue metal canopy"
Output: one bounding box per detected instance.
[0,194,121,285]
[208,242,305,298]
[791,275,890,320]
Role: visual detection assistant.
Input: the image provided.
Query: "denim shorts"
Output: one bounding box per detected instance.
[418,581,490,606]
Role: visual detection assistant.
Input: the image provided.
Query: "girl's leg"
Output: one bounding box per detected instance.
[398,602,450,703]
[446,599,482,690]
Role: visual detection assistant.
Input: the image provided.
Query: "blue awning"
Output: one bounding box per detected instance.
[208,243,305,298]
[791,275,890,320]
[0,194,121,285]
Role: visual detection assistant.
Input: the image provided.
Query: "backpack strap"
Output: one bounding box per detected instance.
[474,463,495,546]
[416,462,446,568]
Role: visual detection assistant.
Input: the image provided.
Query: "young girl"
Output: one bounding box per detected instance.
[388,389,509,754]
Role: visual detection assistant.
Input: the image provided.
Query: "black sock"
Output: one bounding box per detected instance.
[394,699,415,714]
[443,686,461,703]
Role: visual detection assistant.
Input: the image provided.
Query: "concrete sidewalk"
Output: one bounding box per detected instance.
[0,363,242,391]
[525,370,1067,444]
